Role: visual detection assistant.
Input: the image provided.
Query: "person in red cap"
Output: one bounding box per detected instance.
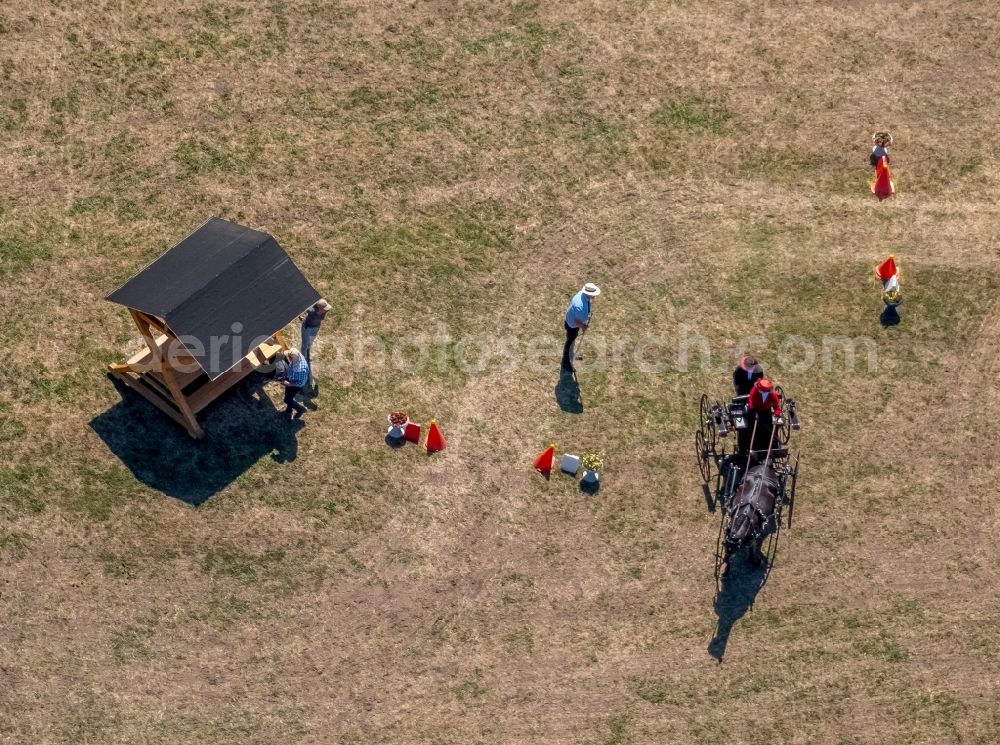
[748,378,781,419]
[739,377,782,455]
[733,354,764,398]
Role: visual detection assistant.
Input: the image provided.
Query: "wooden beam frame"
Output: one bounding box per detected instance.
[110,368,193,432]
[120,309,204,438]
[108,309,285,439]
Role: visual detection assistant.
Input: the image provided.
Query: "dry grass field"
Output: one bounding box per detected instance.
[2,0,1000,742]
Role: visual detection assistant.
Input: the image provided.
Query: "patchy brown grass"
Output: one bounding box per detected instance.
[2,0,1000,743]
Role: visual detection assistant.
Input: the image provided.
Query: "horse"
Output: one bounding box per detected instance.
[721,462,780,577]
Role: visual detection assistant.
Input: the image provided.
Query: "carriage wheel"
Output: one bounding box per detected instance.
[786,454,799,528]
[774,385,792,446]
[714,510,728,586]
[699,394,711,439]
[695,430,712,483]
[759,514,781,589]
[706,407,718,454]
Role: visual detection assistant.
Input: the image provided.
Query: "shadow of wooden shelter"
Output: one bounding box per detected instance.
[91,373,302,505]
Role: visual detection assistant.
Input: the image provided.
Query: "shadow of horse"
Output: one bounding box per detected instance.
[555,369,583,413]
[90,373,303,506]
[708,554,769,662]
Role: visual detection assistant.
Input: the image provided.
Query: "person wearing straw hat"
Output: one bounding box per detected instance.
[299,298,332,389]
[561,283,601,373]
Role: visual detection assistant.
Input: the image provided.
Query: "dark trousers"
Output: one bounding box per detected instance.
[738,410,775,456]
[283,385,305,414]
[301,323,319,384]
[737,418,753,457]
[562,322,579,368]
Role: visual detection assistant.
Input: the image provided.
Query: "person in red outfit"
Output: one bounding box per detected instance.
[739,378,782,455]
[748,378,781,418]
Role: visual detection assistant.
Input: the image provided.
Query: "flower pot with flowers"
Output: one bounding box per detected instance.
[581,453,603,484]
[387,411,409,439]
[881,287,903,326]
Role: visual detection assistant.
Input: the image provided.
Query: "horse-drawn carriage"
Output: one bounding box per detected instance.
[696,388,801,584]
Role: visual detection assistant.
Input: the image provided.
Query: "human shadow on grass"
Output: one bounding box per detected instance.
[555,368,583,413]
[90,373,302,506]
[708,554,768,662]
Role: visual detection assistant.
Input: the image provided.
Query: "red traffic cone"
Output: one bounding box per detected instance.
[403,421,421,444]
[875,255,897,282]
[871,156,894,201]
[424,419,446,452]
[533,444,555,474]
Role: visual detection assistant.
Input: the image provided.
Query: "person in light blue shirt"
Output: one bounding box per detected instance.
[562,283,601,372]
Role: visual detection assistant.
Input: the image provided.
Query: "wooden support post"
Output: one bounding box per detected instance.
[128,308,203,438]
[160,363,204,439]
[111,311,294,439]
[109,370,193,432]
[129,309,162,372]
[135,310,170,337]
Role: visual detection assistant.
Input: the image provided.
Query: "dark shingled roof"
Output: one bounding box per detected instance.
[107,218,320,380]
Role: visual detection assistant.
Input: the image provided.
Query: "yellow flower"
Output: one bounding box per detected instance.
[883,288,902,306]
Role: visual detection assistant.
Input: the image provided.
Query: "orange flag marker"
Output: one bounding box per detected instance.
[871,156,895,201]
[424,419,446,452]
[875,255,897,282]
[533,444,555,474]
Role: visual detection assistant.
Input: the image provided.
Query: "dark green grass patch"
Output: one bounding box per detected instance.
[54,690,120,744]
[110,612,160,663]
[0,233,53,278]
[0,464,47,518]
[99,550,139,580]
[653,91,733,135]
[175,135,264,176]
[502,627,535,655]
[0,97,28,131]
[201,545,286,582]
[0,530,30,557]
[62,464,135,522]
[629,676,671,705]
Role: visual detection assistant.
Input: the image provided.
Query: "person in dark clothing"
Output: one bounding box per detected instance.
[300,298,331,388]
[733,354,764,397]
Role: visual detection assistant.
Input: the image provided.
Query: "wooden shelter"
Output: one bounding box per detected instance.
[106,217,320,438]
